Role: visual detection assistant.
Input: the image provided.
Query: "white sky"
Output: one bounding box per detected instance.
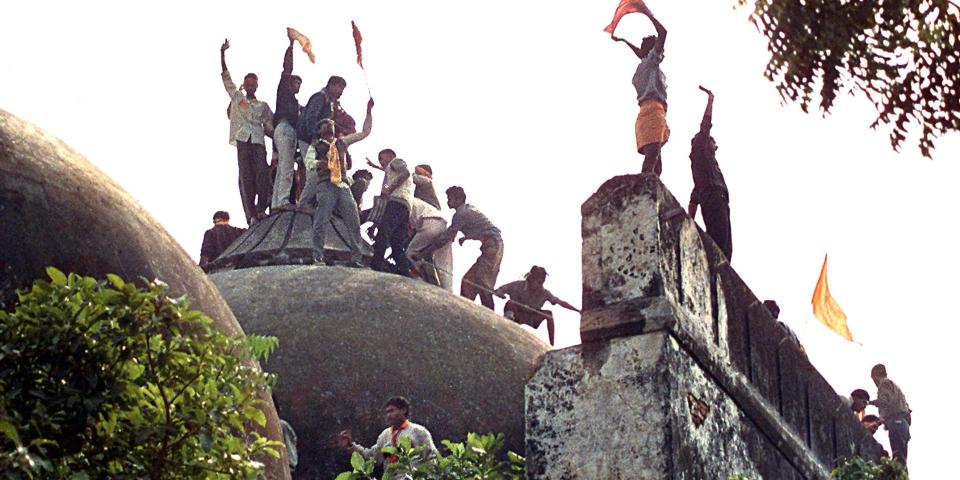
[2,1,957,476]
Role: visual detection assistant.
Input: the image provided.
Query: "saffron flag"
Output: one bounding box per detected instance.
[603,0,646,36]
[287,27,316,64]
[811,254,854,341]
[351,20,364,68]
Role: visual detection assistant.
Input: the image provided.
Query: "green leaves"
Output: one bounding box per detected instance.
[0,270,280,479]
[739,0,960,158]
[830,455,910,479]
[338,431,524,480]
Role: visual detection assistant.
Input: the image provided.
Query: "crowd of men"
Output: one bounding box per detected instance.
[202,7,912,470]
[204,29,593,345]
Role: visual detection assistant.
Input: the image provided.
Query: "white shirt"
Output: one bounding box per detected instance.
[352,421,438,467]
[408,197,445,230]
[382,158,414,207]
[222,70,274,146]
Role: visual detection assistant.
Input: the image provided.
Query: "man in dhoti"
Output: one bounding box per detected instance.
[613,3,669,176]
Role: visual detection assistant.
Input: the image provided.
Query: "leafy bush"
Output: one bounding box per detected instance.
[831,455,909,480]
[337,432,524,480]
[0,268,280,479]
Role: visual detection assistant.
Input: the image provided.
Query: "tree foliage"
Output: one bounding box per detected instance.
[0,268,280,479]
[738,0,960,157]
[336,432,524,480]
[831,455,910,479]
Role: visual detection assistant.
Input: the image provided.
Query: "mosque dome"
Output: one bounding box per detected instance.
[0,108,290,479]
[208,265,549,479]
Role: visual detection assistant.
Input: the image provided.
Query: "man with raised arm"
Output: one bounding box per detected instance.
[221,39,274,226]
[687,86,732,260]
[303,98,374,267]
[271,30,307,212]
[612,3,669,176]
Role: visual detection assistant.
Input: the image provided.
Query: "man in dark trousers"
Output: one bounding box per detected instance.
[221,39,274,226]
[687,86,732,260]
[370,149,414,277]
[612,3,669,176]
[199,211,246,266]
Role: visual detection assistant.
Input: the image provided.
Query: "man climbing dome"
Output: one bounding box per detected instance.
[495,266,580,346]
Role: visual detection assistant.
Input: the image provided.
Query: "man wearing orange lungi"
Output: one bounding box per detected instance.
[613,3,668,176]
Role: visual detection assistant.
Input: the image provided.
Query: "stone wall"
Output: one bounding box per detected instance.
[525,174,881,479]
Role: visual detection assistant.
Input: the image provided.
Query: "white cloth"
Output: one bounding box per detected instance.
[408,197,444,230]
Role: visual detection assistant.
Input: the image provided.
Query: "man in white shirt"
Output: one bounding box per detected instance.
[407,197,453,290]
[221,39,274,226]
[371,149,414,276]
[339,397,438,469]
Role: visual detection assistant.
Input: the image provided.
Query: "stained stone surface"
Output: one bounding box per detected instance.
[0,108,290,479]
[209,265,549,479]
[525,174,881,479]
[203,209,374,273]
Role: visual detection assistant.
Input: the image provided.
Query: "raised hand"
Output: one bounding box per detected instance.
[221,39,230,52]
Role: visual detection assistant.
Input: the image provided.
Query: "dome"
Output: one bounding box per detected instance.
[0,108,289,479]
[209,265,549,479]
[203,209,373,272]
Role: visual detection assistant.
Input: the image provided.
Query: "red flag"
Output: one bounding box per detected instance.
[351,20,364,68]
[603,0,646,36]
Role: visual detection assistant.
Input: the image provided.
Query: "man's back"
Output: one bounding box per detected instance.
[200,224,246,265]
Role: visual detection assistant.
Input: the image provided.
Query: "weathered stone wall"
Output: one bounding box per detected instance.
[526,174,881,479]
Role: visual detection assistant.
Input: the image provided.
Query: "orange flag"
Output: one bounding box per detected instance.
[603,0,646,36]
[811,254,854,341]
[351,20,364,68]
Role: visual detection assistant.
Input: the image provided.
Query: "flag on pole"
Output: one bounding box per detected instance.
[811,254,854,341]
[286,27,315,64]
[603,0,647,36]
[351,20,364,68]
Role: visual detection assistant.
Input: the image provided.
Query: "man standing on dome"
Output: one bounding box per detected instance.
[612,2,669,176]
[370,149,414,277]
[425,186,503,310]
[303,98,374,267]
[272,30,308,212]
[495,266,580,346]
[339,396,438,469]
[221,39,274,226]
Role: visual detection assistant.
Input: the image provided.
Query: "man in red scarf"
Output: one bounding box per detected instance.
[339,397,438,468]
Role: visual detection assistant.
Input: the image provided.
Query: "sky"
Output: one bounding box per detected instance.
[2,1,958,477]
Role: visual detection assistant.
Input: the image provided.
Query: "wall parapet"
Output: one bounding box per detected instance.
[524,174,880,479]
